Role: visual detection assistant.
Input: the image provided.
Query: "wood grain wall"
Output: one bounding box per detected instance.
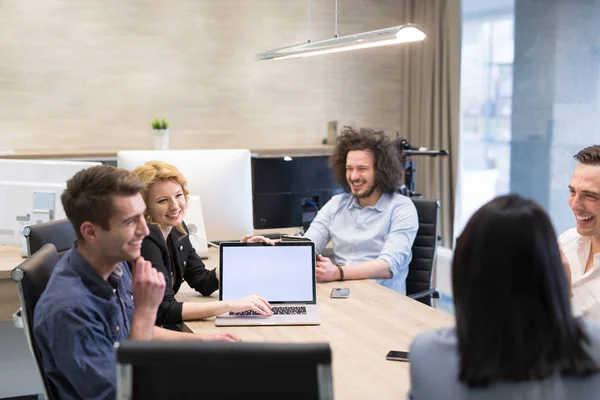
[0,0,411,153]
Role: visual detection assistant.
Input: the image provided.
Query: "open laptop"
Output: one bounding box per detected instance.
[215,242,320,326]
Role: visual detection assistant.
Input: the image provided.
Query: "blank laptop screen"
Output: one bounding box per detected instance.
[220,244,315,303]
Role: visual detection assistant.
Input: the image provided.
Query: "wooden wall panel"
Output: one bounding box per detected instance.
[0,0,409,153]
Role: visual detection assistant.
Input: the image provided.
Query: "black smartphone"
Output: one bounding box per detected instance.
[280,234,312,242]
[386,350,409,362]
[330,288,349,298]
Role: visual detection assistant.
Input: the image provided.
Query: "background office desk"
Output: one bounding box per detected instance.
[0,145,334,161]
[0,245,23,321]
[176,248,454,400]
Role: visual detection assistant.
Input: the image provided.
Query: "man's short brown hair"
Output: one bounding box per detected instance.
[574,145,600,166]
[330,126,403,195]
[61,164,145,240]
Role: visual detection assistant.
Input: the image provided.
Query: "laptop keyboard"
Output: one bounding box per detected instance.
[229,306,307,316]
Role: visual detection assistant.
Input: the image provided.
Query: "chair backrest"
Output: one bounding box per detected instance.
[116,341,333,400]
[11,243,60,400]
[406,198,440,305]
[24,218,76,258]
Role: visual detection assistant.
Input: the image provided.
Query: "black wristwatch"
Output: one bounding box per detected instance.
[336,264,345,281]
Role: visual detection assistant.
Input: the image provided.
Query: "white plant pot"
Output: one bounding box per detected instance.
[153,129,170,150]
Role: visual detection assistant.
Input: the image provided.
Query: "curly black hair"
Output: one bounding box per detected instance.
[329,126,402,195]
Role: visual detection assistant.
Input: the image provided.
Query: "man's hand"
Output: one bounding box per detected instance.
[201,332,242,342]
[227,294,273,316]
[131,256,165,316]
[130,257,166,340]
[560,249,573,297]
[240,234,278,245]
[316,254,339,282]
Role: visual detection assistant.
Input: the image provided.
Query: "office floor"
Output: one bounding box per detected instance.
[0,321,43,399]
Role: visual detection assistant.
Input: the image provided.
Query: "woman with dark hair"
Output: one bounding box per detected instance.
[408,194,600,399]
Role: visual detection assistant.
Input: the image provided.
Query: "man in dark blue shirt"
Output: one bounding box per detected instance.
[34,165,240,400]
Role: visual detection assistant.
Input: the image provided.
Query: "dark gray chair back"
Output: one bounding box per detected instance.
[116,341,333,399]
[11,243,60,400]
[24,218,76,258]
[406,198,440,306]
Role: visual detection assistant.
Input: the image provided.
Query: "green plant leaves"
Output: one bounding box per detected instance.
[151,118,169,130]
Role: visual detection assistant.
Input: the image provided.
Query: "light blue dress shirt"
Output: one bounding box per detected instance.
[304,192,418,294]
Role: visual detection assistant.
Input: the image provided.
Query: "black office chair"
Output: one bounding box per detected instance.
[11,243,60,400]
[116,341,333,399]
[23,218,76,258]
[406,198,441,307]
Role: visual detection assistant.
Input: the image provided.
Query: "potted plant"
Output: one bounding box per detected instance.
[151,118,170,150]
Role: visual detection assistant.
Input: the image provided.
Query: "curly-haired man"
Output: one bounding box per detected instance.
[304,126,418,294]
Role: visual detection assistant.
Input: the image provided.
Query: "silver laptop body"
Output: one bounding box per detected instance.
[215,242,320,326]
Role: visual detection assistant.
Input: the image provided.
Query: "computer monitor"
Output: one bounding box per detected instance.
[0,159,100,182]
[117,150,253,242]
[252,156,342,230]
[184,195,209,258]
[0,181,67,246]
[115,341,333,400]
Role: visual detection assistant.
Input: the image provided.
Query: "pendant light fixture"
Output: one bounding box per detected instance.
[257,0,426,61]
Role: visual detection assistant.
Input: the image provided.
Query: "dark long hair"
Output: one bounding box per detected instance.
[329,126,402,194]
[452,194,598,387]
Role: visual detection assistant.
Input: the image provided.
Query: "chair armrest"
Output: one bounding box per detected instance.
[408,289,440,301]
[13,308,23,329]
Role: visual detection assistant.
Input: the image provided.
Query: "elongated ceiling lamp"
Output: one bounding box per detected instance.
[257,0,426,61]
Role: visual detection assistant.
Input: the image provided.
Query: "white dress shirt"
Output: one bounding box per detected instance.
[559,228,600,321]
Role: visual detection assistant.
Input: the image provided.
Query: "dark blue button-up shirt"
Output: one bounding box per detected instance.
[34,245,135,400]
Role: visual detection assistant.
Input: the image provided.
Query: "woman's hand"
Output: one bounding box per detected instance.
[240,234,278,245]
[227,294,273,316]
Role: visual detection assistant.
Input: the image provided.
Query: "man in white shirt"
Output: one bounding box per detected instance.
[559,145,600,320]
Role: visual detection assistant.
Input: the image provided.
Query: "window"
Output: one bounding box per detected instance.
[457,12,514,237]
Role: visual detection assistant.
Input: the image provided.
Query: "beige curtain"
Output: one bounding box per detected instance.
[398,0,461,248]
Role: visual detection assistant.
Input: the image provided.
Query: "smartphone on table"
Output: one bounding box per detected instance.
[330,288,349,298]
[280,234,312,242]
[386,350,409,362]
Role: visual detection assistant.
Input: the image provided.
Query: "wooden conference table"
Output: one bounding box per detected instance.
[176,248,454,400]
[0,244,454,398]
